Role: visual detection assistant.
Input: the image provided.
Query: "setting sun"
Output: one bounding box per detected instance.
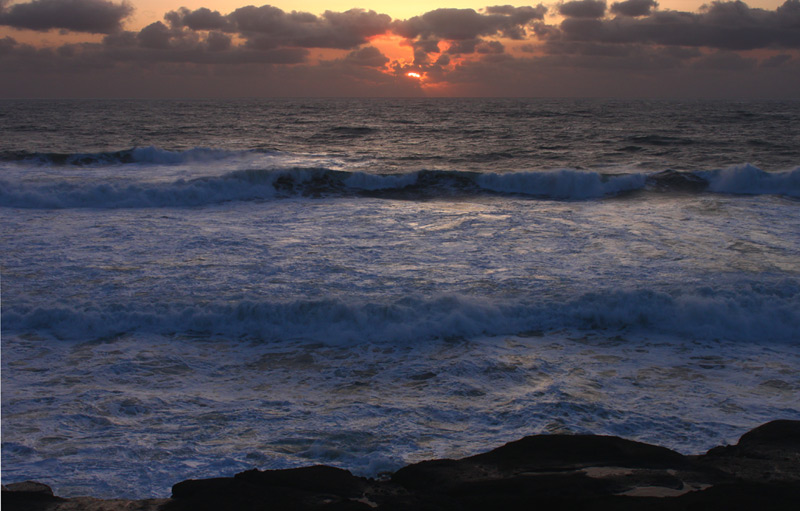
[406,72,421,79]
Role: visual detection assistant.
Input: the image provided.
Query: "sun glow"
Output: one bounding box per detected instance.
[406,72,422,79]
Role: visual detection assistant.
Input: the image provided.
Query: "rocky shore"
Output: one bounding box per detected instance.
[4,420,799,510]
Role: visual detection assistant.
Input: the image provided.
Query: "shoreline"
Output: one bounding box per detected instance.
[4,419,799,510]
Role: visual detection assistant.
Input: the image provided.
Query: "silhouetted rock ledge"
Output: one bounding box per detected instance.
[5,420,800,511]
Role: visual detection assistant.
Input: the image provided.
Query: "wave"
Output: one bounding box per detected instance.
[5,281,799,343]
[477,170,646,199]
[704,164,800,197]
[0,146,258,166]
[2,163,798,209]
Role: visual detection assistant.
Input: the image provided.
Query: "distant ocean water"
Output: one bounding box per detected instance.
[1,98,799,499]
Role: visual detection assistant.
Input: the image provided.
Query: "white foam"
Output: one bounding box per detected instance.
[0,171,281,208]
[6,280,798,344]
[705,164,800,197]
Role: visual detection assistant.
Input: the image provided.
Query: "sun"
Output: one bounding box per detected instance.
[406,72,422,79]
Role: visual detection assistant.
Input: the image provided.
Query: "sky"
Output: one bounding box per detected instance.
[0,0,798,97]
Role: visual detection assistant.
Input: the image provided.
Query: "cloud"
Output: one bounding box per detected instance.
[447,38,506,55]
[162,5,392,50]
[392,5,545,65]
[553,0,800,50]
[393,6,546,41]
[0,38,420,97]
[0,0,133,34]
[558,1,607,18]
[1,2,800,98]
[0,35,16,55]
[343,45,389,67]
[610,0,658,17]
[97,30,310,65]
[761,53,793,68]
[137,22,172,50]
[422,45,800,98]
[228,6,390,50]
[446,39,479,54]
[692,50,756,70]
[164,7,230,31]
[206,31,231,52]
[47,5,394,66]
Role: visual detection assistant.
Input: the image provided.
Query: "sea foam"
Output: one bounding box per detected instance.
[705,164,800,197]
[3,157,800,209]
[6,280,798,344]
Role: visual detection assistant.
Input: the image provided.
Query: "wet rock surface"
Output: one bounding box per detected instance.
[5,420,799,510]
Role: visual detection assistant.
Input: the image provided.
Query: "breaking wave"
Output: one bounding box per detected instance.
[5,280,799,343]
[704,164,800,196]
[2,160,798,209]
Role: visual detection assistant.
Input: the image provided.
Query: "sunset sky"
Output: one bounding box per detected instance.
[1,0,798,97]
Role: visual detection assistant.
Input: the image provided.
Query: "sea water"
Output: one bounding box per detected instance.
[1,98,799,498]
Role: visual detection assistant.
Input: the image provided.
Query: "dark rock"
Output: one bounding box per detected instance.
[235,465,369,496]
[167,466,373,511]
[698,419,800,484]
[2,481,65,511]
[391,434,692,493]
[5,421,800,511]
[3,481,56,496]
[732,419,800,450]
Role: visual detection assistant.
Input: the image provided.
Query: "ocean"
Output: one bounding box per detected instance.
[1,98,799,499]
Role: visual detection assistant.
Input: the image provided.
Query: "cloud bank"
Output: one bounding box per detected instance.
[1,1,798,97]
[0,0,133,33]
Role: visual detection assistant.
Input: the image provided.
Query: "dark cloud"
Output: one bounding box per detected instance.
[228,7,390,50]
[447,38,505,55]
[165,7,230,31]
[137,22,172,50]
[2,2,800,99]
[426,45,800,98]
[0,35,16,55]
[777,0,800,19]
[393,6,546,41]
[761,53,793,68]
[0,0,133,34]
[98,29,310,65]
[477,40,505,54]
[692,51,756,70]
[344,45,389,67]
[435,53,451,66]
[394,5,545,65]
[205,31,231,52]
[610,0,658,17]
[103,30,137,47]
[0,40,420,98]
[558,0,607,19]
[554,0,800,50]
[162,6,392,50]
[447,39,479,54]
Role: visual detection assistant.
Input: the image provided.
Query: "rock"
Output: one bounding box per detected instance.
[3,481,56,496]
[2,481,64,511]
[390,435,723,509]
[166,466,375,511]
[5,421,800,511]
[698,419,800,484]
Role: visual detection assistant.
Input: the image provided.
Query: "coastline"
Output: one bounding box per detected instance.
[5,420,799,511]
